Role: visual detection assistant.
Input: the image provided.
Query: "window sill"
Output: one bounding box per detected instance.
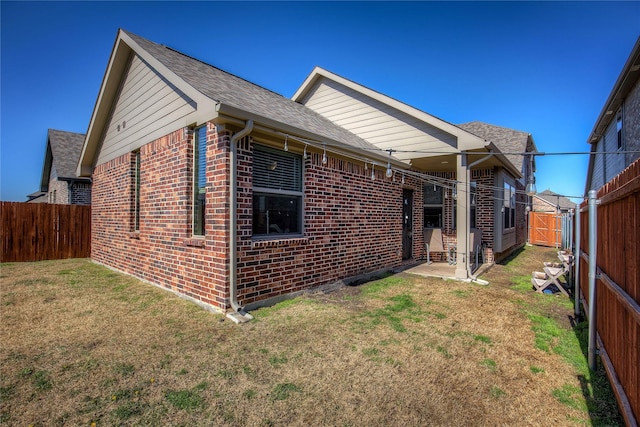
[252,237,308,248]
[184,237,206,248]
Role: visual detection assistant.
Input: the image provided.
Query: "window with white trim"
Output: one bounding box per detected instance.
[503,182,516,230]
[423,184,443,228]
[252,144,302,237]
[193,126,206,236]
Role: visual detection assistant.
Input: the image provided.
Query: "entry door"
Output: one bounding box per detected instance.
[402,189,413,260]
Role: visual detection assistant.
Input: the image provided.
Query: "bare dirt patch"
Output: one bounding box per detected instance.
[0,248,622,426]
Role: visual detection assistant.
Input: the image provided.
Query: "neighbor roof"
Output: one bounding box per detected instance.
[535,189,574,210]
[79,30,385,175]
[457,121,535,176]
[41,129,87,191]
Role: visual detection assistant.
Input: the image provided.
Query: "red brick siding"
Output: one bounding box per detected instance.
[91,126,228,311]
[235,139,421,307]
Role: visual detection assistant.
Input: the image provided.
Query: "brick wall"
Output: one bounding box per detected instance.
[236,138,422,307]
[48,179,68,204]
[91,126,228,311]
[91,123,508,311]
[70,182,92,205]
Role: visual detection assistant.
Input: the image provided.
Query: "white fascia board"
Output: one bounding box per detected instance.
[292,66,487,151]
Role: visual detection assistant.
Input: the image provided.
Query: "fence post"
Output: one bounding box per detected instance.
[574,204,580,318]
[587,190,598,371]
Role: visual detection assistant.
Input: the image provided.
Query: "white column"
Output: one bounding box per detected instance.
[455,153,469,279]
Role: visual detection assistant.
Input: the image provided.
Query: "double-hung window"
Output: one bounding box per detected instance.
[503,182,516,230]
[253,144,303,237]
[193,126,207,236]
[423,184,443,228]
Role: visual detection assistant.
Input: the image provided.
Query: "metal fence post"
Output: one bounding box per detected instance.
[587,190,598,371]
[574,204,580,318]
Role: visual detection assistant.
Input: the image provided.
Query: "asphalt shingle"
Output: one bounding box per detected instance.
[48,129,86,179]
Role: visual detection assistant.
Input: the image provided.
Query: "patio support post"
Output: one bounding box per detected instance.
[455,153,469,279]
[587,190,598,371]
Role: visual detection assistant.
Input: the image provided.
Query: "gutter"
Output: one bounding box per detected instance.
[227,119,254,324]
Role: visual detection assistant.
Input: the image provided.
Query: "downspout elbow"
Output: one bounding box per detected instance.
[229,120,254,315]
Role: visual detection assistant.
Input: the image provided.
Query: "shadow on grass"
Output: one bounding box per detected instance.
[571,319,625,426]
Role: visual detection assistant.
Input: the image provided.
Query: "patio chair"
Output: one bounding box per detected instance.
[424,228,453,264]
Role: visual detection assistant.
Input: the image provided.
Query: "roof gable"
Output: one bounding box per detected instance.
[293,67,488,162]
[41,129,86,190]
[79,30,383,176]
[458,121,536,175]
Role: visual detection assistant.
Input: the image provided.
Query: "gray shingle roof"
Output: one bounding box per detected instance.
[125,31,379,154]
[536,189,574,210]
[457,121,531,174]
[48,129,86,179]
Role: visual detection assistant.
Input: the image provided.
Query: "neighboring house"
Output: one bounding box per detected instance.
[77,30,535,317]
[586,36,640,192]
[26,191,47,203]
[39,129,91,205]
[532,189,574,213]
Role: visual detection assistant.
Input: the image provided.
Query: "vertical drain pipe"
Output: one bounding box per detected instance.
[229,120,254,317]
[574,203,581,319]
[587,190,598,371]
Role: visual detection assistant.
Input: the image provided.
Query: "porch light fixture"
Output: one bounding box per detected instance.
[284,135,288,152]
[401,174,405,185]
[322,144,328,165]
[303,144,307,160]
[371,164,376,181]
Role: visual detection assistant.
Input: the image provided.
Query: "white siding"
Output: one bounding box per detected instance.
[97,55,197,165]
[302,78,457,159]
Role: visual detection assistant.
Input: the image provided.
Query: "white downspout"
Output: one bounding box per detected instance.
[466,152,493,284]
[228,120,254,318]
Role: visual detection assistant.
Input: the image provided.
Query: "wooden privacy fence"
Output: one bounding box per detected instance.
[578,159,640,426]
[0,202,91,262]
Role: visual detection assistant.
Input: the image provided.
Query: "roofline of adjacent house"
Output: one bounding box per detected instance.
[292,66,487,149]
[587,36,640,144]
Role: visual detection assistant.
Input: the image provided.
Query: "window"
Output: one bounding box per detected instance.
[134,151,141,231]
[423,184,443,228]
[452,182,477,229]
[616,113,623,150]
[503,182,516,230]
[193,126,207,236]
[253,144,302,237]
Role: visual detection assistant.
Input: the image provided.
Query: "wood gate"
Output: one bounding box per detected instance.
[528,211,561,247]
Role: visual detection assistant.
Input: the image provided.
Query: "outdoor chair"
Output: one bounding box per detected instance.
[424,228,454,264]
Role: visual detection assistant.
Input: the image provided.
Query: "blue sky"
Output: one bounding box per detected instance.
[1,1,638,202]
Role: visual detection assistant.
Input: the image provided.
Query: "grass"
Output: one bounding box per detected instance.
[0,248,624,426]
